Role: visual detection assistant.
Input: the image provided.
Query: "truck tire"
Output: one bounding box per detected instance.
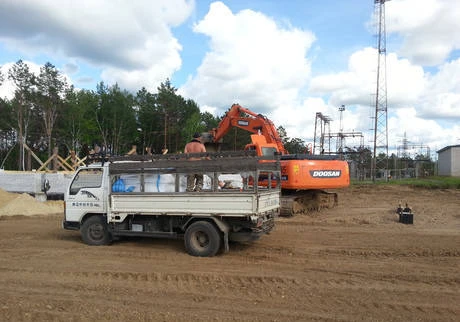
[184,221,222,257]
[81,216,111,246]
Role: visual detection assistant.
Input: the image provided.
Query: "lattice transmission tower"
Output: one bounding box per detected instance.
[371,0,390,181]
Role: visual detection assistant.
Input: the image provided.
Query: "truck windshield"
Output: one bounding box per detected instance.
[70,168,103,195]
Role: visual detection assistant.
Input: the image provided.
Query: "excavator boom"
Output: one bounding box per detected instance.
[210,104,287,154]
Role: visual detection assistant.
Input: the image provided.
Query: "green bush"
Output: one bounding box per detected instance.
[351,177,460,189]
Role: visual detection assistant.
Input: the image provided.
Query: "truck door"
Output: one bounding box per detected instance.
[65,167,106,222]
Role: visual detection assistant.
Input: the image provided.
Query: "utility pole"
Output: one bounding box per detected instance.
[339,105,345,133]
[371,0,390,181]
[338,105,345,153]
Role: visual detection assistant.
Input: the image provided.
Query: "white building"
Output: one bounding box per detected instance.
[437,145,460,177]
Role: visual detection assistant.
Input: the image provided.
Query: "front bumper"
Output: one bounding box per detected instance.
[63,220,80,230]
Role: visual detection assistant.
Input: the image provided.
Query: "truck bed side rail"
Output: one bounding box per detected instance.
[108,151,280,175]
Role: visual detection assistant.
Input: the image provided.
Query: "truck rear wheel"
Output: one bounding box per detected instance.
[81,216,111,246]
[184,221,221,257]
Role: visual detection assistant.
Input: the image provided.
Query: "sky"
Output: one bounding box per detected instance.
[0,0,459,159]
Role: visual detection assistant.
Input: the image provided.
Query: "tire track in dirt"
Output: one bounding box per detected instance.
[318,248,460,258]
[0,266,300,293]
[2,266,458,321]
[0,276,317,322]
[2,265,458,310]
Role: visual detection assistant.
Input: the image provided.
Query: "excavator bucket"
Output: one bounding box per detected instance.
[203,143,220,152]
[200,132,221,152]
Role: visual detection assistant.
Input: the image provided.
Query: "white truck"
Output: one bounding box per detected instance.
[63,151,280,257]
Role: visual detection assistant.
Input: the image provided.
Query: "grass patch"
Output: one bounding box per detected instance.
[351,176,460,189]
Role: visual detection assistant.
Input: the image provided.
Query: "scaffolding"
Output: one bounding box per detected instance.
[393,132,432,178]
[313,112,365,156]
[313,112,332,154]
[323,131,365,155]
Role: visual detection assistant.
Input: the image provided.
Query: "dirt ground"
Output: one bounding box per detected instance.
[0,185,459,321]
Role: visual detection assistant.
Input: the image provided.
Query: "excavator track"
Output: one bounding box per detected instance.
[280,190,338,216]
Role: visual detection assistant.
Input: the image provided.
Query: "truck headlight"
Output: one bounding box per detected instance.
[250,215,263,227]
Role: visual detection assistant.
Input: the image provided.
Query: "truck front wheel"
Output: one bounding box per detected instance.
[81,216,111,246]
[184,221,222,257]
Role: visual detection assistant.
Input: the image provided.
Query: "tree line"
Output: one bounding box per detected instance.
[0,60,306,170]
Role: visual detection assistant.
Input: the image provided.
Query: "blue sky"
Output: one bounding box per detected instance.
[0,0,459,156]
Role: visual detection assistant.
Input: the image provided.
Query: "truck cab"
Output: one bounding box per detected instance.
[63,164,108,230]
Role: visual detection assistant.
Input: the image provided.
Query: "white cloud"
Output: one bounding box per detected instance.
[386,0,460,66]
[309,47,376,106]
[310,47,426,108]
[63,62,79,75]
[0,64,16,100]
[180,1,315,116]
[0,0,194,91]
[389,107,460,154]
[0,61,41,100]
[264,96,371,157]
[386,53,426,106]
[418,58,460,119]
[271,97,328,141]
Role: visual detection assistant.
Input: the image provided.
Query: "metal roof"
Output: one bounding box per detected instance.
[437,144,460,153]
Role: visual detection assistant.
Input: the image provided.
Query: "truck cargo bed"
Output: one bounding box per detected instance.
[110,191,279,216]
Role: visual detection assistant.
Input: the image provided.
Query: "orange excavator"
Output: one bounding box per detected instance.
[202,103,350,216]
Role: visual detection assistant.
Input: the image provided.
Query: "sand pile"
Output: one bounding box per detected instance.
[0,189,63,217]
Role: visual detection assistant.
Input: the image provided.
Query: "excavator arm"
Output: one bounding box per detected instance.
[210,104,288,154]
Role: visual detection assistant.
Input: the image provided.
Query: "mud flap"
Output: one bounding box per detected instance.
[223,231,229,252]
[209,217,230,252]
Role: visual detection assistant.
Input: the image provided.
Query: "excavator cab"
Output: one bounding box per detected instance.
[245,134,279,157]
